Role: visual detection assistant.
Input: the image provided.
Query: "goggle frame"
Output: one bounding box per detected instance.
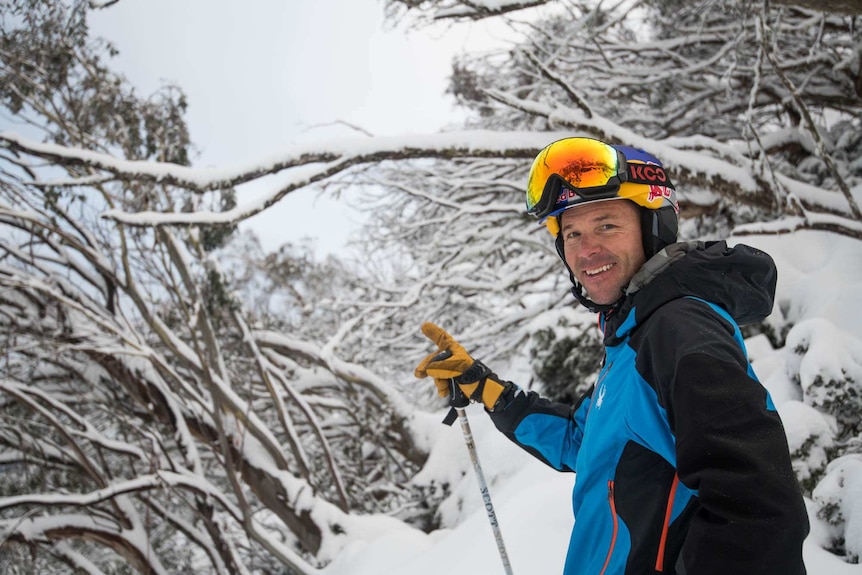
[526,138,629,220]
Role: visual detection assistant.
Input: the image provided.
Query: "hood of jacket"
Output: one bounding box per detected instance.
[603,240,777,345]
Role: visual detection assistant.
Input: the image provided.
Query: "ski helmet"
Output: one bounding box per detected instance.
[525,136,679,311]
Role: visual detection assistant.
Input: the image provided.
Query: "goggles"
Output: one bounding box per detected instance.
[526,137,675,221]
[526,138,627,220]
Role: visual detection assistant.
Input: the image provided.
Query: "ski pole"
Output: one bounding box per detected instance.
[443,382,515,575]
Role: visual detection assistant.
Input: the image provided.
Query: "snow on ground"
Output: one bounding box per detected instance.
[740,230,862,337]
[322,408,574,575]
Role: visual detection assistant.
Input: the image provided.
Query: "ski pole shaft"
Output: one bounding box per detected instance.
[455,406,514,575]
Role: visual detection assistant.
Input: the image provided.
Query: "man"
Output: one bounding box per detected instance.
[415,137,808,574]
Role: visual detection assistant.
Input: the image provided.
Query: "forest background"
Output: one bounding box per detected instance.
[1,0,861,574]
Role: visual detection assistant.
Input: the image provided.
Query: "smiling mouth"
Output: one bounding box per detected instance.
[584,263,615,276]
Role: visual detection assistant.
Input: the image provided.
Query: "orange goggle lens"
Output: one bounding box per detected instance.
[525,137,626,219]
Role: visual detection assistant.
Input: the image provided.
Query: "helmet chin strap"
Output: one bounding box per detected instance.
[555,234,622,314]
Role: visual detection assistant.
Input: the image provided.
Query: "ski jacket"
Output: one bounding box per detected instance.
[489,241,808,574]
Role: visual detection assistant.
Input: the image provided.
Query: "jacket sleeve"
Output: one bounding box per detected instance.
[641,298,808,575]
[487,384,591,473]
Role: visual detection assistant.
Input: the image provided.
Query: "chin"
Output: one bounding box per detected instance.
[585,294,610,306]
[583,288,620,306]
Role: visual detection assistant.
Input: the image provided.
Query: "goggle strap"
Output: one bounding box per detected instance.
[625,163,674,189]
[532,173,624,219]
[528,174,563,217]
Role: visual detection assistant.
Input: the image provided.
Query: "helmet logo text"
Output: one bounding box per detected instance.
[556,188,581,205]
[627,163,668,185]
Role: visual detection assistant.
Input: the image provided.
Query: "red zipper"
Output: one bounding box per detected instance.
[600,480,619,575]
[655,473,680,572]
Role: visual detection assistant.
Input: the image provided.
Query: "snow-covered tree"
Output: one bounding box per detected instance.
[0,2,435,573]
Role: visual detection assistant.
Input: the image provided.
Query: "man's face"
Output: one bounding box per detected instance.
[558,200,646,306]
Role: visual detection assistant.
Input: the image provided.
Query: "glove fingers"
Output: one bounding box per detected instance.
[414,350,438,378]
[421,322,469,356]
[420,322,452,349]
[415,323,453,379]
[425,357,472,379]
[433,378,450,398]
[416,350,472,379]
[417,323,473,378]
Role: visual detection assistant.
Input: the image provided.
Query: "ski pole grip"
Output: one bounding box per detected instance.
[449,377,470,408]
[442,378,470,426]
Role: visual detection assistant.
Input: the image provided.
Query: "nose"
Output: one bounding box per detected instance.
[576,233,602,258]
[564,233,602,269]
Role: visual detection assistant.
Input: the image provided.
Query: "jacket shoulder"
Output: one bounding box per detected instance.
[629,296,750,406]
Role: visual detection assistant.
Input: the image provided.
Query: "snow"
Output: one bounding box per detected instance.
[779,400,836,486]
[814,456,862,563]
[736,231,862,337]
[321,408,574,575]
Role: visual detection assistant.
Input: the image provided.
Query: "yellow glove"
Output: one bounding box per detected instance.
[414,322,509,411]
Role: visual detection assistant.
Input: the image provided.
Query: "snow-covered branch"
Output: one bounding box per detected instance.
[385,0,549,22]
[0,129,561,192]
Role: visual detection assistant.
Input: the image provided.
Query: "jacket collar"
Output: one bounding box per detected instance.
[602,240,777,344]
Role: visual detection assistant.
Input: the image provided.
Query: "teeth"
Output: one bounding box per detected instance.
[585,263,613,276]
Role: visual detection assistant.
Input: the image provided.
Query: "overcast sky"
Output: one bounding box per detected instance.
[89,0,505,256]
